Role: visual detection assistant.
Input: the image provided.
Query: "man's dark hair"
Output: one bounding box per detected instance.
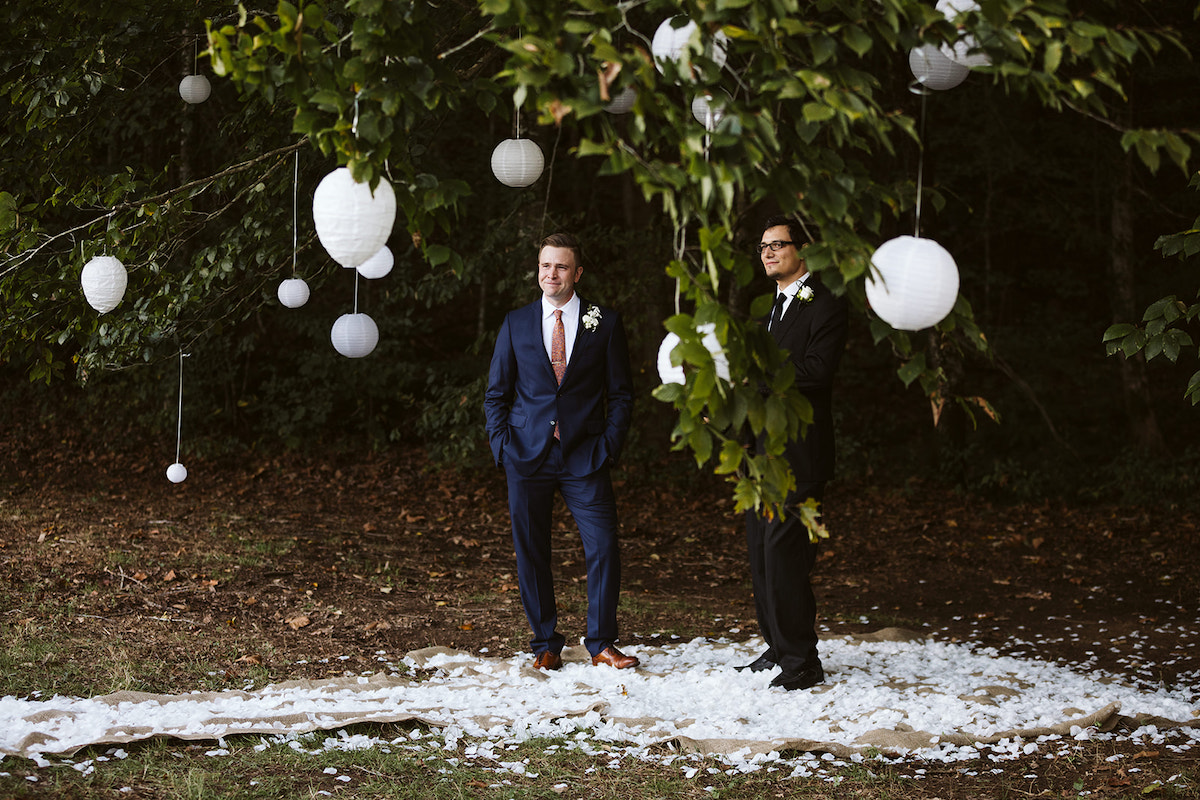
[761,215,807,251]
[539,232,582,267]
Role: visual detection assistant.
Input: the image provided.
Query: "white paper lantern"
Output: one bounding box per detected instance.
[312,168,397,268]
[166,462,188,483]
[696,323,731,382]
[935,0,991,68]
[356,245,394,279]
[866,235,960,331]
[277,277,310,308]
[604,86,637,114]
[652,17,729,79]
[490,139,544,188]
[331,313,379,358]
[179,74,211,104]
[691,93,727,130]
[908,44,969,91]
[657,333,686,385]
[80,255,128,313]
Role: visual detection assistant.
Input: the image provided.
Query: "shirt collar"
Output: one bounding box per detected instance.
[778,273,810,299]
[542,293,580,319]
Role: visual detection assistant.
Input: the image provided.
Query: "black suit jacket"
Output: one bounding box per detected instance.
[768,273,849,485]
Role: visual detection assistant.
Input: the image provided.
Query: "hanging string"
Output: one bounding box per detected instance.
[291,150,299,276]
[175,351,190,464]
[914,90,928,238]
[353,270,360,314]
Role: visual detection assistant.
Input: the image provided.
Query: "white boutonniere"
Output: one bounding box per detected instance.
[582,305,602,332]
[797,284,815,304]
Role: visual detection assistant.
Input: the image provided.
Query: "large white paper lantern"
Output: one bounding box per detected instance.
[935,0,991,68]
[656,325,730,385]
[697,323,731,382]
[166,462,188,483]
[490,139,544,188]
[277,277,310,308]
[179,75,211,104]
[356,245,394,279]
[312,168,397,269]
[866,235,960,331]
[652,17,729,79]
[691,93,727,130]
[908,44,969,91]
[80,255,128,313]
[604,86,637,114]
[331,313,379,358]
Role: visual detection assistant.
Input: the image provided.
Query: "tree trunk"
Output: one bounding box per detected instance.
[1109,149,1166,455]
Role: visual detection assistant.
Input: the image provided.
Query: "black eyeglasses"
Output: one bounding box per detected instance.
[756,240,794,254]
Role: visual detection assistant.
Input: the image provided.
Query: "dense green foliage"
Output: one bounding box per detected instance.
[1,0,1198,509]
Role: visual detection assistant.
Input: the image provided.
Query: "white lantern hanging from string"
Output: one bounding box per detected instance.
[356,245,394,279]
[604,86,637,114]
[652,17,729,79]
[866,235,960,331]
[312,168,397,269]
[935,0,991,68]
[166,462,188,483]
[691,93,727,130]
[80,255,128,313]
[331,313,379,358]
[657,333,686,385]
[908,44,969,91]
[277,277,310,308]
[697,323,731,382]
[179,74,211,104]
[656,324,730,385]
[490,138,544,188]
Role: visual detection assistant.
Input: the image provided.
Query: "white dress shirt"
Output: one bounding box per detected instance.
[542,293,580,366]
[772,273,811,328]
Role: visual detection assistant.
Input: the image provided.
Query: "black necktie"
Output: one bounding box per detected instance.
[769,291,787,331]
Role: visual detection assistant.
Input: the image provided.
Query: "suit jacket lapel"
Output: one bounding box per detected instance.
[559,296,588,386]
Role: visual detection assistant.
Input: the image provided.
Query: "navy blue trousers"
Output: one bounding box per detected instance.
[505,444,621,657]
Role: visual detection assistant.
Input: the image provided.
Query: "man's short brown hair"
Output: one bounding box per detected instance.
[539,232,582,267]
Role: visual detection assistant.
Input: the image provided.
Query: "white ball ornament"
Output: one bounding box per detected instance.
[312,168,397,269]
[277,277,310,308]
[356,246,394,279]
[330,313,379,358]
[80,255,128,313]
[603,86,637,114]
[908,44,969,91]
[866,235,960,331]
[652,17,729,79]
[166,462,188,483]
[179,74,211,104]
[490,139,544,188]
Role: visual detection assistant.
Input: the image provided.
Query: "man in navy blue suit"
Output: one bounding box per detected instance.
[738,216,848,691]
[485,232,638,671]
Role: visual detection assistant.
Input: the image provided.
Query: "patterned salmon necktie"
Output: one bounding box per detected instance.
[551,309,566,439]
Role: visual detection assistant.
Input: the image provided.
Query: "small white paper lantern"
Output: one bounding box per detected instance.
[312,168,397,268]
[691,93,727,130]
[179,75,211,104]
[908,45,969,91]
[490,138,544,188]
[866,235,960,331]
[356,245,394,279]
[604,86,637,114]
[652,17,729,79]
[277,277,310,308]
[166,462,188,483]
[80,255,128,313]
[331,313,379,358]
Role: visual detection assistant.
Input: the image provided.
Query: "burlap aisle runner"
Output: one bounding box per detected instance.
[2,629,1196,758]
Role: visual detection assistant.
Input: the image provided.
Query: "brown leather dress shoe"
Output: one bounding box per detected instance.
[591,646,639,669]
[532,651,563,670]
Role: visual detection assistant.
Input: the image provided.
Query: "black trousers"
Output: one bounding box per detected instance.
[744,481,823,673]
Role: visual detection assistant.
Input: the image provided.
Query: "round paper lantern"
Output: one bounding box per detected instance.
[691,93,727,129]
[312,168,397,268]
[908,44,969,91]
[866,235,960,331]
[490,138,544,188]
[179,74,211,104]
[696,323,731,382]
[80,255,128,313]
[604,86,637,114]
[277,277,310,308]
[356,245,394,279]
[331,313,379,358]
[657,333,686,385]
[935,0,991,68]
[652,17,729,79]
[166,462,188,483]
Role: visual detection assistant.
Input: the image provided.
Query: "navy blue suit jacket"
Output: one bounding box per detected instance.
[485,297,634,478]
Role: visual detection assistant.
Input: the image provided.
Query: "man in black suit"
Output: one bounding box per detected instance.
[739,215,849,690]
[484,233,639,672]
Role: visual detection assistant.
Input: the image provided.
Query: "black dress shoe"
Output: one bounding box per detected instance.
[735,654,777,673]
[770,663,825,691]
